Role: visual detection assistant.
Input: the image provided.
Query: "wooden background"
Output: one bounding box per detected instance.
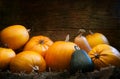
[0,0,120,50]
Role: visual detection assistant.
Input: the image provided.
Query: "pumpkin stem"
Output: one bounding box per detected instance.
[2,43,9,48]
[48,67,52,72]
[39,40,44,44]
[89,30,94,34]
[27,29,31,33]
[29,64,39,73]
[74,45,80,50]
[78,29,86,37]
[65,34,70,42]
[94,53,100,59]
[32,66,39,73]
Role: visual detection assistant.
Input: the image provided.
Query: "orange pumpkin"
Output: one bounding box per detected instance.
[10,51,46,73]
[88,44,120,70]
[86,31,109,48]
[24,35,53,57]
[45,41,77,71]
[0,25,29,50]
[0,47,16,70]
[74,29,91,53]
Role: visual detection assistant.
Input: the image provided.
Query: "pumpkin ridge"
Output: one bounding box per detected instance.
[99,56,110,66]
[99,58,108,67]
[93,59,101,69]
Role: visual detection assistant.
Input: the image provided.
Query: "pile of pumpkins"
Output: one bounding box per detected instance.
[0,25,120,74]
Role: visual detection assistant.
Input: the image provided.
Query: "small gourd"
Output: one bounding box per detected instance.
[69,46,94,74]
[74,29,91,53]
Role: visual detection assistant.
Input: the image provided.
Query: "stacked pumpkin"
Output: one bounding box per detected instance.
[74,29,120,71]
[0,25,120,75]
[0,25,53,73]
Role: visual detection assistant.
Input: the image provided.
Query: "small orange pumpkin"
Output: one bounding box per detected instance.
[0,25,29,50]
[88,44,120,70]
[24,35,53,57]
[0,47,16,70]
[86,31,109,48]
[45,41,77,71]
[10,51,46,73]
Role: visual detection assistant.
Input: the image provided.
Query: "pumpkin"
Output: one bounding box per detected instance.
[74,29,91,53]
[45,41,77,71]
[10,51,46,73]
[0,47,16,70]
[70,46,94,74]
[88,44,120,70]
[0,25,29,50]
[24,35,53,57]
[86,31,109,48]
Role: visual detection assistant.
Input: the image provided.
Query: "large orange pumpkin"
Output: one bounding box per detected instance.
[0,47,16,70]
[10,51,46,73]
[88,44,120,70]
[0,25,29,50]
[86,31,109,48]
[24,35,53,57]
[45,41,77,71]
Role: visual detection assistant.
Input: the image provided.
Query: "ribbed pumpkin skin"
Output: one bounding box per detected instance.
[86,33,109,48]
[0,48,16,70]
[24,35,53,57]
[0,25,29,50]
[45,41,76,71]
[88,44,120,70]
[10,51,46,74]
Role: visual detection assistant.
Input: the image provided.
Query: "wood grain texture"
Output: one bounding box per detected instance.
[0,0,120,50]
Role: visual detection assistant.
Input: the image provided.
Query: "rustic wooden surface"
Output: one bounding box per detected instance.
[0,0,120,50]
[0,0,120,79]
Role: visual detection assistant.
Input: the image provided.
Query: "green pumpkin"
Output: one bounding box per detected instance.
[69,46,94,74]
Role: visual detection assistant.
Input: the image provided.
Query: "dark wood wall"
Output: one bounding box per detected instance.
[0,0,120,50]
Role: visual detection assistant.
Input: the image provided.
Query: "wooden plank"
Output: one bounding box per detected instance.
[0,0,120,50]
